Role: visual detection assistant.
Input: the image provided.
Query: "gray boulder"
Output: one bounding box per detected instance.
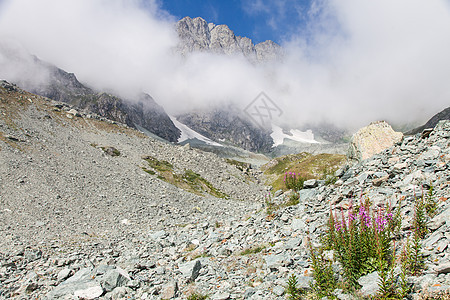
[348,121,403,162]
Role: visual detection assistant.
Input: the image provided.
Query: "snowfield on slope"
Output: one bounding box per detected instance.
[271,123,319,147]
[170,116,223,146]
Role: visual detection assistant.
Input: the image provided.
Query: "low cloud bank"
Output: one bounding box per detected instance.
[1,0,450,130]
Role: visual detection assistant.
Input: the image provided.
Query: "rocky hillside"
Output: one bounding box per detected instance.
[408,107,450,135]
[0,45,181,142]
[1,81,449,299]
[176,17,283,62]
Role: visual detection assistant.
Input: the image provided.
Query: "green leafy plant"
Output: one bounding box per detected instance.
[285,192,300,207]
[424,183,437,217]
[413,191,429,240]
[324,198,393,289]
[285,274,303,300]
[304,186,436,300]
[284,172,305,191]
[187,292,208,300]
[240,244,266,255]
[308,239,337,297]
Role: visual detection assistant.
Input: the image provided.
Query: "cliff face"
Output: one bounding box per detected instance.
[176,16,283,62]
[177,106,274,152]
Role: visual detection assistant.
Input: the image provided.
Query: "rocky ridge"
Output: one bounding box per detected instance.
[176,17,283,63]
[0,81,449,299]
[408,107,450,136]
[0,44,181,143]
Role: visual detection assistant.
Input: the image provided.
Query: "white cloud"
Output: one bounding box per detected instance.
[0,0,450,131]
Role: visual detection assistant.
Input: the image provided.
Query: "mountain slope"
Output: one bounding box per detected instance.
[0,81,265,249]
[2,82,449,299]
[407,106,450,135]
[0,44,181,142]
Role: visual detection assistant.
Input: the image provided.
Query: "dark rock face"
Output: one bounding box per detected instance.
[407,107,450,135]
[0,47,181,142]
[32,74,181,143]
[177,107,273,152]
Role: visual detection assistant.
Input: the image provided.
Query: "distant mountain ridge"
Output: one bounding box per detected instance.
[0,44,181,142]
[407,107,450,135]
[176,16,283,62]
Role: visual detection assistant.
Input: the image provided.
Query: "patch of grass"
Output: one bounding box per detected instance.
[182,169,228,199]
[101,146,120,156]
[192,253,210,260]
[240,245,266,255]
[285,192,300,206]
[262,153,345,191]
[142,156,228,198]
[264,192,300,215]
[141,167,156,175]
[187,293,209,300]
[143,156,173,172]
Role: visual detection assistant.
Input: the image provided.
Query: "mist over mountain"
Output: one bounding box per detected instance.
[0,43,181,142]
[1,0,449,132]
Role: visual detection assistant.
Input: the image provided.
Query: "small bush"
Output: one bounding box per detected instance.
[240,245,266,255]
[307,191,433,299]
[187,292,208,300]
[285,274,303,300]
[284,172,305,191]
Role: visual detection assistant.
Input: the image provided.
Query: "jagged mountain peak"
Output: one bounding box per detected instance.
[176,16,283,62]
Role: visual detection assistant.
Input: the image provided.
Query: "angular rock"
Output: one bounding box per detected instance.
[435,262,450,274]
[265,253,292,270]
[303,179,318,189]
[179,259,202,282]
[46,268,103,299]
[348,121,403,162]
[358,271,380,297]
[57,268,72,282]
[102,267,130,292]
[160,281,178,299]
[211,292,231,300]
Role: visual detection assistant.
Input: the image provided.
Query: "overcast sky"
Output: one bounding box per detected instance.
[0,0,450,130]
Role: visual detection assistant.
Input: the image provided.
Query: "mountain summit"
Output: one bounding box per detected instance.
[176,16,283,62]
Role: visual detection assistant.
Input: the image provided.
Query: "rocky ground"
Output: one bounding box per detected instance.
[0,81,449,299]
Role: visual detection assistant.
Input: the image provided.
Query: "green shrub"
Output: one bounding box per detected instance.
[285,274,303,300]
[308,192,432,299]
[240,245,266,255]
[284,172,305,191]
[187,292,208,300]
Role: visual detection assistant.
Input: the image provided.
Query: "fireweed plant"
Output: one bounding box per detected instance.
[323,197,396,289]
[284,172,305,191]
[308,189,435,298]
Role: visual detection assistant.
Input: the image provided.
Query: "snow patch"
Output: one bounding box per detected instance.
[271,124,319,147]
[170,116,223,147]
